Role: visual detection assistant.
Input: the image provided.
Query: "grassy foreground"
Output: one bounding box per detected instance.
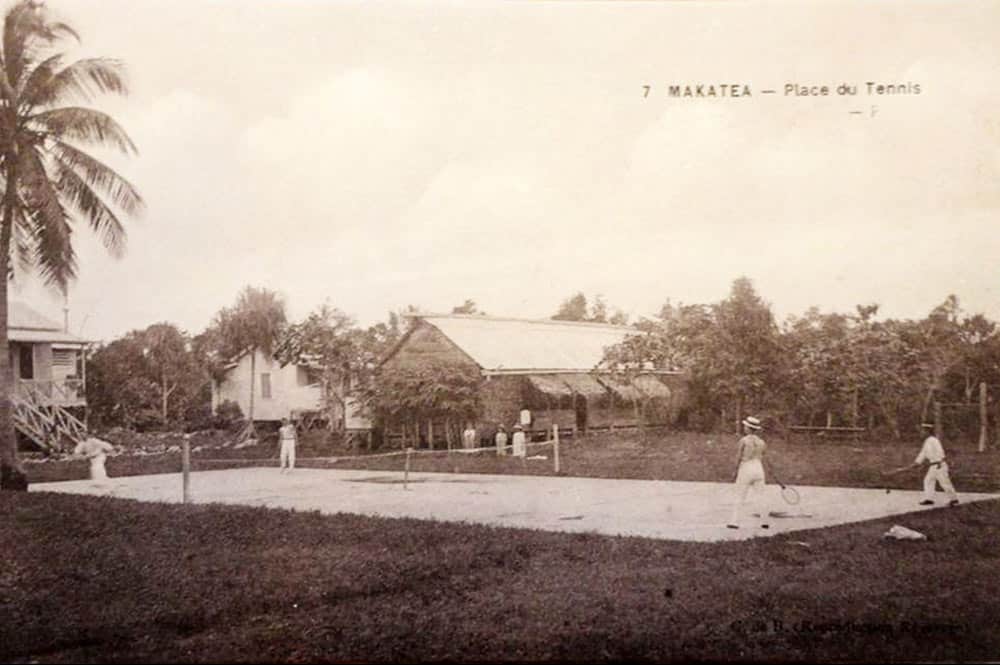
[2,491,999,663]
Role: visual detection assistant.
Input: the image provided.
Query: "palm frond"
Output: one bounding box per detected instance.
[47,139,143,216]
[2,1,78,93]
[52,158,127,258]
[22,56,128,108]
[28,106,137,154]
[17,144,76,287]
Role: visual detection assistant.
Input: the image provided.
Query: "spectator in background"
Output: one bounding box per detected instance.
[495,425,508,457]
[511,424,527,458]
[462,424,477,450]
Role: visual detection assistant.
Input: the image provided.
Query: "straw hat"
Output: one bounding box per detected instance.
[742,416,762,431]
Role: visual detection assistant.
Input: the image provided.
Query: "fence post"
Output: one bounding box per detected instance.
[979,382,988,452]
[404,447,412,490]
[182,435,191,504]
[553,423,560,474]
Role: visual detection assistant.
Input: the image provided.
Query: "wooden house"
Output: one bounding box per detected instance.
[8,302,89,451]
[211,349,327,424]
[378,314,686,446]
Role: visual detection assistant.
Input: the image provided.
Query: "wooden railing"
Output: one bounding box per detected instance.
[16,378,85,406]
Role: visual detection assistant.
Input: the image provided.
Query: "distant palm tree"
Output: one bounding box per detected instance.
[0,0,143,485]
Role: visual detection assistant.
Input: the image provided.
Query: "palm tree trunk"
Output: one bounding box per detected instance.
[0,167,21,483]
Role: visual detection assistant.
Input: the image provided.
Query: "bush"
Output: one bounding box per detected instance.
[213,400,244,431]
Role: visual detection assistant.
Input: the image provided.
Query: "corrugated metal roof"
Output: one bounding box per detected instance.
[420,314,631,372]
[8,329,87,344]
[9,302,62,331]
[7,302,88,343]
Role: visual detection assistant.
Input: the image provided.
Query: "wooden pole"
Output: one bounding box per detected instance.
[181,435,190,504]
[979,382,987,452]
[553,423,560,474]
[428,420,434,451]
[934,401,943,441]
[404,447,412,490]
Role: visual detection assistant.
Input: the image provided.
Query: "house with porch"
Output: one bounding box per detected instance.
[378,313,687,447]
[8,302,89,451]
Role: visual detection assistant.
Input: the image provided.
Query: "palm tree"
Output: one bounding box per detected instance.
[0,1,143,486]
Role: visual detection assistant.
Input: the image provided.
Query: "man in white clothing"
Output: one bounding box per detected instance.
[916,423,959,506]
[278,417,297,473]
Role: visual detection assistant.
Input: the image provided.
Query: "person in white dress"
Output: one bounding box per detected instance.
[494,425,508,457]
[462,425,477,450]
[73,437,115,483]
[916,423,959,506]
[727,416,771,530]
[511,425,527,458]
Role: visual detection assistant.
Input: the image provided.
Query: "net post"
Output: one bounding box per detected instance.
[979,382,988,453]
[404,447,412,490]
[181,435,191,504]
[553,424,560,474]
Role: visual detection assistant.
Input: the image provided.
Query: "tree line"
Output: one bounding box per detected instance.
[602,277,1000,441]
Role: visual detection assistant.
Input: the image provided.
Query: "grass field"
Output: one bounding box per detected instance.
[3,490,999,663]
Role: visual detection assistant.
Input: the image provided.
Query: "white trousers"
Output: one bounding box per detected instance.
[730,460,769,526]
[89,453,108,481]
[280,441,296,470]
[923,462,957,501]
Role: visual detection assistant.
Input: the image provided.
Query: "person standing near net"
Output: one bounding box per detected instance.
[73,436,115,484]
[495,424,508,457]
[278,417,297,473]
[915,423,959,506]
[511,424,527,458]
[462,424,477,450]
[727,416,770,530]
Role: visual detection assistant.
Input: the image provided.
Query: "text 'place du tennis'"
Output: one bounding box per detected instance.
[642,82,923,98]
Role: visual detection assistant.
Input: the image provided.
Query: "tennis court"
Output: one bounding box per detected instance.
[31,467,999,542]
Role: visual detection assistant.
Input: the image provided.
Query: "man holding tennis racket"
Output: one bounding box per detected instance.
[727,416,772,530]
[915,423,959,506]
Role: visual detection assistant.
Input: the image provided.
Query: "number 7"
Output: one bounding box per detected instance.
[642,85,651,98]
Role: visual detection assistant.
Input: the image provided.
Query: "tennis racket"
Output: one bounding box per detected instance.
[769,470,801,505]
[882,463,919,477]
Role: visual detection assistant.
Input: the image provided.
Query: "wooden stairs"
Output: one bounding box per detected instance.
[12,393,88,454]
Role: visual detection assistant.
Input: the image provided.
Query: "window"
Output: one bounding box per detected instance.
[18,346,33,380]
[53,349,75,368]
[296,366,309,387]
[260,373,272,399]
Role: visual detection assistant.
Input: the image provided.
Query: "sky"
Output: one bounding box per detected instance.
[10,0,1000,342]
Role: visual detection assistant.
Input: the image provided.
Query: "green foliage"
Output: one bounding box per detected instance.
[86,323,209,431]
[367,363,482,425]
[605,280,1000,437]
[552,292,628,325]
[209,286,287,361]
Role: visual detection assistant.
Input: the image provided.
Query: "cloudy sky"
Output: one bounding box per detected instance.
[11,0,1000,341]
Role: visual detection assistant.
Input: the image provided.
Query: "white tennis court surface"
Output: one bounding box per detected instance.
[31,468,999,542]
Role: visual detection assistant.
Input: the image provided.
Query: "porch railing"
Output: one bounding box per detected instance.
[16,378,86,405]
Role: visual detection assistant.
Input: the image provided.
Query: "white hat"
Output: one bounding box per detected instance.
[742,416,762,431]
